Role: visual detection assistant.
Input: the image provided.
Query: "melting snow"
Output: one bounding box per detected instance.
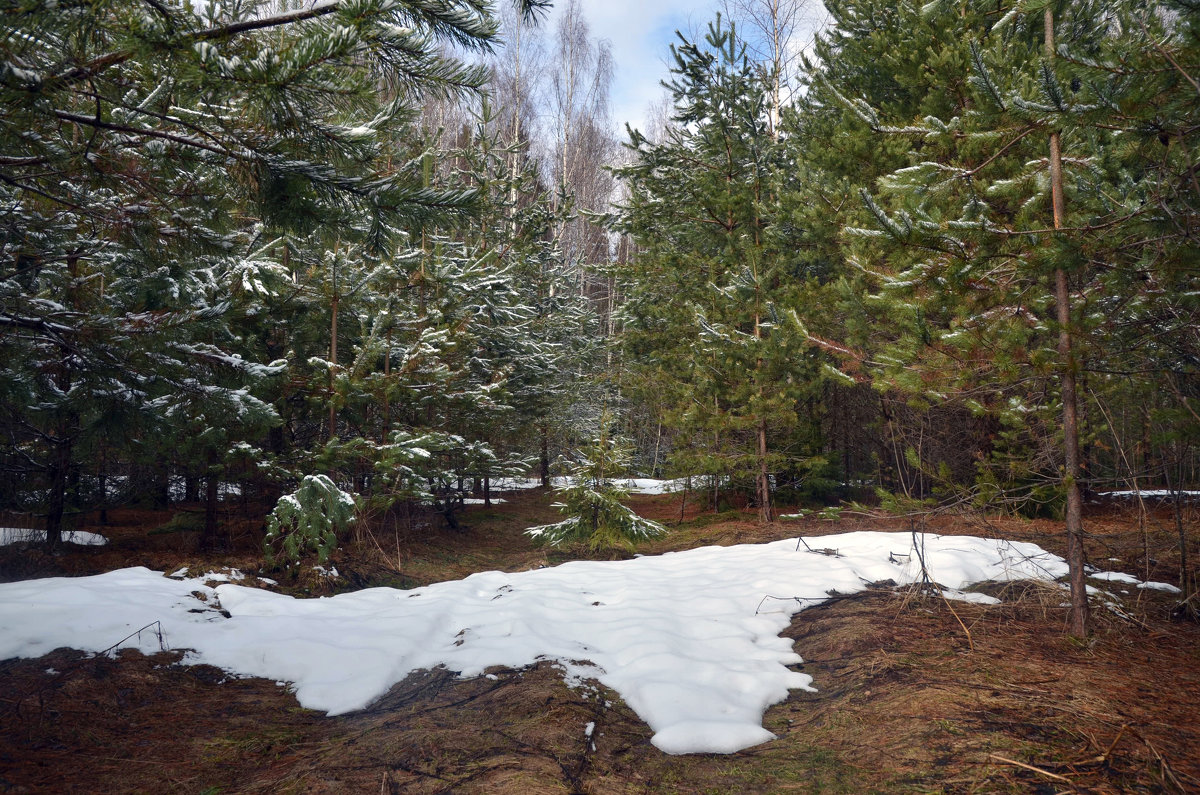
[1088,570,1141,584]
[0,528,107,546]
[1099,490,1200,499]
[0,531,1070,755]
[490,477,687,495]
[940,588,1002,605]
[1137,581,1182,594]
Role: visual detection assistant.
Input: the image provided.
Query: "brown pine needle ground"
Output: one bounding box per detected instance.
[1,491,1197,793]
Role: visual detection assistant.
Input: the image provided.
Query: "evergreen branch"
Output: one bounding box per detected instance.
[962,126,1036,177]
[46,0,349,90]
[968,40,1005,110]
[990,208,1146,237]
[48,50,134,92]
[76,89,242,161]
[1138,12,1200,98]
[1039,60,1065,111]
[0,155,48,166]
[991,0,1027,34]
[0,313,76,336]
[52,110,239,159]
[516,0,551,22]
[0,169,91,213]
[192,1,342,42]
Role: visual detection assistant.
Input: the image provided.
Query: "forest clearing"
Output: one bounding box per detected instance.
[1,487,1198,793]
[3,0,1199,791]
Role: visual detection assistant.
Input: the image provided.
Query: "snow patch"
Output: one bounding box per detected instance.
[1099,490,1200,499]
[0,528,107,546]
[0,532,1068,755]
[940,588,1002,605]
[1088,571,1140,584]
[1137,581,1182,594]
[490,476,688,495]
[200,569,246,584]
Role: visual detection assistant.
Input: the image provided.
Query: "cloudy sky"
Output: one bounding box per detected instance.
[533,0,829,138]
[547,0,709,135]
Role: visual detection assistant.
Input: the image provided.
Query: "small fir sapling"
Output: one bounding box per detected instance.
[264,475,357,569]
[525,422,666,553]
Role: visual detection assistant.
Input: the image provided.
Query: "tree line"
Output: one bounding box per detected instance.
[2,0,1197,633]
[0,0,617,547]
[613,0,1198,634]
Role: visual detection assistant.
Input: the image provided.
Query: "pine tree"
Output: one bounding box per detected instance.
[274,99,596,530]
[615,17,819,521]
[0,0,546,544]
[803,0,1200,634]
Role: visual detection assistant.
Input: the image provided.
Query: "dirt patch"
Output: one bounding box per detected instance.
[779,586,1200,792]
[3,587,1196,793]
[348,488,573,588]
[0,648,332,794]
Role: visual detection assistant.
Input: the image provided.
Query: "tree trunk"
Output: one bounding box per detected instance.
[45,327,77,549]
[203,451,220,550]
[1046,7,1089,637]
[151,468,170,509]
[757,418,773,523]
[46,264,77,549]
[382,326,392,442]
[651,419,662,477]
[44,433,72,550]
[1163,455,1192,602]
[98,446,109,526]
[328,290,339,443]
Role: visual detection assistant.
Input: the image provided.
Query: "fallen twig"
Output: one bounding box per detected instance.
[97,621,167,657]
[936,586,975,651]
[1098,723,1128,764]
[1142,736,1189,793]
[988,753,1073,784]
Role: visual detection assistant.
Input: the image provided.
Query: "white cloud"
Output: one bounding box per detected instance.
[528,1,832,139]
[541,0,717,137]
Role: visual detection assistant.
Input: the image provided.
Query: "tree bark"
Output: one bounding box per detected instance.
[1046,7,1089,637]
[1163,454,1192,603]
[757,419,773,523]
[44,433,72,550]
[203,465,219,550]
[203,447,221,549]
[382,326,391,442]
[328,289,339,443]
[45,258,80,549]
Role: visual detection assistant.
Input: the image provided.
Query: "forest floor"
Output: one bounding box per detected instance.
[1,489,1198,794]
